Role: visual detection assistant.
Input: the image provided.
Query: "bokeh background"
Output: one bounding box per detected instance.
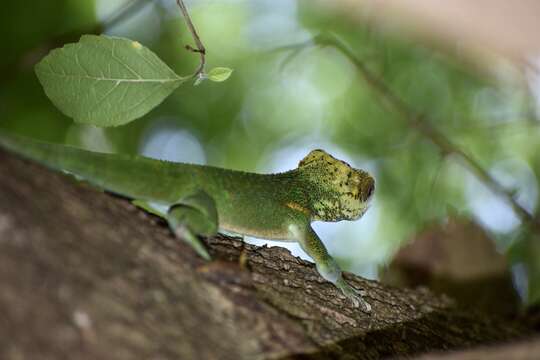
[2,0,540,310]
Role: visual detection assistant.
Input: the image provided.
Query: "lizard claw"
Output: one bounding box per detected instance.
[336,278,372,313]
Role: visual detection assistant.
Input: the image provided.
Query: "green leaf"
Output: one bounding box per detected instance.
[206,67,233,82]
[35,35,187,127]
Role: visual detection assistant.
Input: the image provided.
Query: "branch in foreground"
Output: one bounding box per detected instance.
[0,149,530,359]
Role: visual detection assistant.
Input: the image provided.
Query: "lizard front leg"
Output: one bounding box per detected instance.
[166,190,218,261]
[293,224,371,312]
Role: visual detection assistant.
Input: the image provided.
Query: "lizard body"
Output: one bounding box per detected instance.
[0,132,375,311]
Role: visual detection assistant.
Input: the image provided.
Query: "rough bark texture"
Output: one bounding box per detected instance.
[0,149,532,360]
[416,336,540,360]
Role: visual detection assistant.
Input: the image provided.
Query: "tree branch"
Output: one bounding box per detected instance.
[0,149,530,359]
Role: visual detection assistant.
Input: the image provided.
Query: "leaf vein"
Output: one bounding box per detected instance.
[111,41,142,79]
[38,70,179,83]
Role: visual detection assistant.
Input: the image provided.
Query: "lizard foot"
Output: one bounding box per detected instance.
[336,277,372,313]
[174,225,212,261]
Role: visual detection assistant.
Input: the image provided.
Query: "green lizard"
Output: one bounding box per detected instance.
[0,132,375,311]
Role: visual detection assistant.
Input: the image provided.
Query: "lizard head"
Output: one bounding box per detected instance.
[298,149,375,222]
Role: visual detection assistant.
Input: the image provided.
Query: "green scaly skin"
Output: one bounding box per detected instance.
[0,132,375,312]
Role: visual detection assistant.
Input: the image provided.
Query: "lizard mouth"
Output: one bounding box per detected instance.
[354,202,370,220]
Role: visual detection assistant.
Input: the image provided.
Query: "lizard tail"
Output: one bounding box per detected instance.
[0,131,187,203]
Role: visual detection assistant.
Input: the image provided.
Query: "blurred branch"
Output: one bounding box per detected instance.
[323,0,540,68]
[176,0,206,79]
[277,34,540,232]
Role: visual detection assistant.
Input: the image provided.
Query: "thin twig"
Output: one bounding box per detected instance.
[280,34,540,231]
[176,0,206,78]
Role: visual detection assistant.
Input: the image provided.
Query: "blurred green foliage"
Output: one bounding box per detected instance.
[1,0,539,304]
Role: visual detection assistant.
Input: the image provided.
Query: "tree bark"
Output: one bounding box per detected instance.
[0,149,531,360]
[416,335,540,360]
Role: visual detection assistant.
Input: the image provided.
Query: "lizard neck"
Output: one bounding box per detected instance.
[272,169,341,222]
[292,168,368,223]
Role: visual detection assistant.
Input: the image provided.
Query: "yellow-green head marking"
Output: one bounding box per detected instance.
[298,149,375,222]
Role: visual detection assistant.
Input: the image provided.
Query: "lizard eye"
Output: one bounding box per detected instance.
[364,179,375,200]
